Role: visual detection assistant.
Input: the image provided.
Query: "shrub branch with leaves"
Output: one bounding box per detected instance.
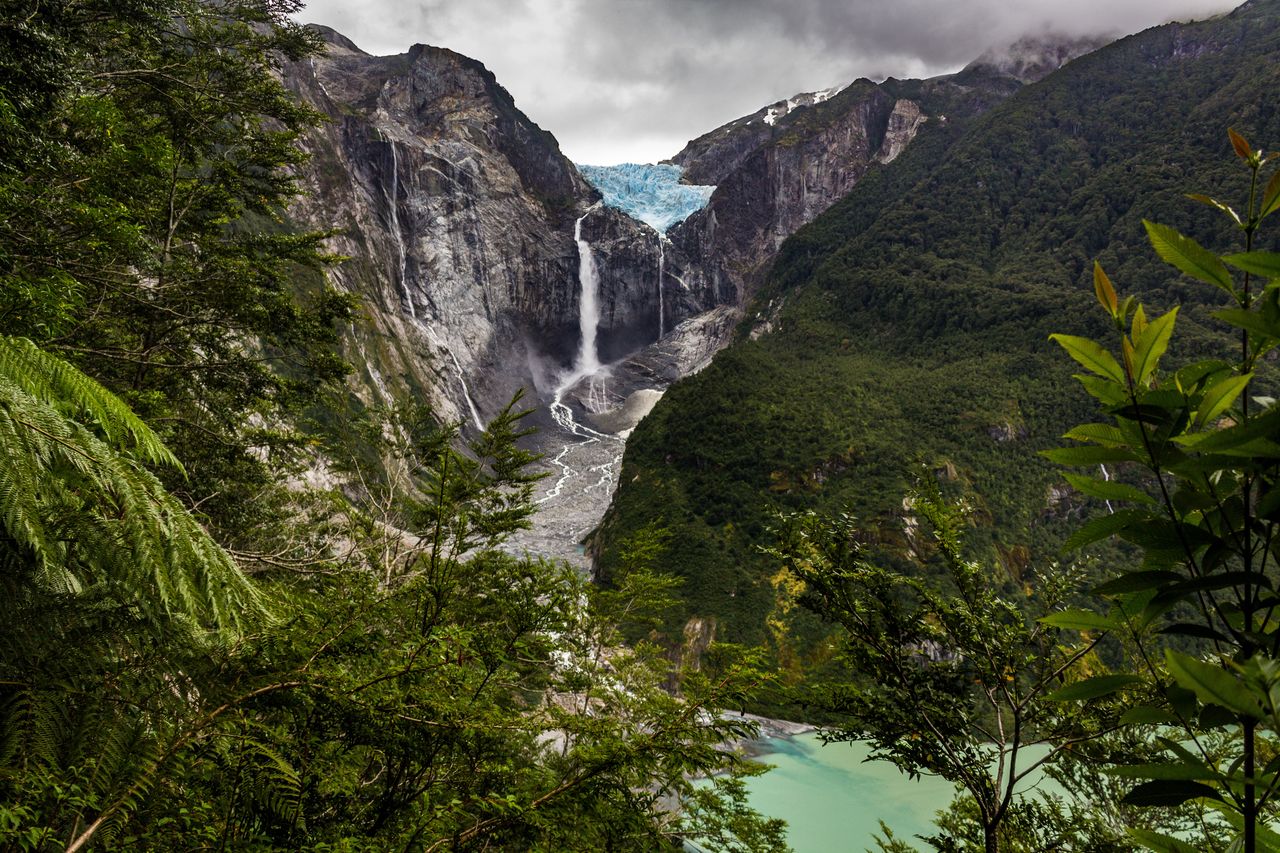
[1046,129,1280,853]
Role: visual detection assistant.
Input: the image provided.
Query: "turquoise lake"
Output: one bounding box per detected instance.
[739,733,954,852]
[733,734,1054,852]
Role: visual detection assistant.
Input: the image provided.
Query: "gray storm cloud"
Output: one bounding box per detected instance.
[296,0,1238,163]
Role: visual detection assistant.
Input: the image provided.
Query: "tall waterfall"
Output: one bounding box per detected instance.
[656,233,667,338]
[537,204,621,506]
[384,138,416,320]
[572,209,603,378]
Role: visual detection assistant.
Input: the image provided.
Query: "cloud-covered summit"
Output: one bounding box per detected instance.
[297,0,1236,164]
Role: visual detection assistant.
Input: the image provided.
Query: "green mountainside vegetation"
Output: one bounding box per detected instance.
[596,0,1280,679]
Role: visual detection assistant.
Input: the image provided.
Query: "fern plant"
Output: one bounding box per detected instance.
[0,334,261,634]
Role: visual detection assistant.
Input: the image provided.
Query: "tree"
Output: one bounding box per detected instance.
[116,397,787,852]
[1042,130,1280,852]
[767,476,1113,853]
[0,4,352,846]
[0,333,271,850]
[0,0,352,548]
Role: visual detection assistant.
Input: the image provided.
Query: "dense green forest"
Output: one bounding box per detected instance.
[597,0,1280,674]
[0,2,786,849]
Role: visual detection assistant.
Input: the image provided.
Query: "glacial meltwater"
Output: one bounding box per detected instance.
[729,733,953,851]
[716,733,1056,852]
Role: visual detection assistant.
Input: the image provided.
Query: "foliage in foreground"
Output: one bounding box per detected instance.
[1038,131,1280,852]
[772,133,1280,852]
[0,1,789,849]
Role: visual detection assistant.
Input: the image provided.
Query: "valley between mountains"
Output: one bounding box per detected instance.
[10,0,1280,847]
[281,24,1096,576]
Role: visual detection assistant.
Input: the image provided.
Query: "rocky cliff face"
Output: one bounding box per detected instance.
[282,28,697,426]
[667,82,902,314]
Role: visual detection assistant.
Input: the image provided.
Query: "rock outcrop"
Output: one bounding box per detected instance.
[279,24,1106,569]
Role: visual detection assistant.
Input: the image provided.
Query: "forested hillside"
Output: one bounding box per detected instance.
[596,0,1280,665]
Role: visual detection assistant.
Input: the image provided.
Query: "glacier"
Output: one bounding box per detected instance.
[577,163,714,234]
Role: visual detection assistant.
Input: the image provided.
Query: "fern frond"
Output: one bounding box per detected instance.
[0,338,264,633]
[0,336,180,468]
[241,733,303,827]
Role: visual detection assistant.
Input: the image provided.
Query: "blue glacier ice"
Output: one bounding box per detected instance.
[577,163,715,234]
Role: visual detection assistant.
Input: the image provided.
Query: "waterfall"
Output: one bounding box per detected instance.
[1099,464,1115,515]
[383,137,417,320]
[572,208,603,377]
[656,233,667,338]
[446,347,485,432]
[536,205,623,506]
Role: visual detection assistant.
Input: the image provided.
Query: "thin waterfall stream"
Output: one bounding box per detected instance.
[657,233,667,338]
[383,135,485,432]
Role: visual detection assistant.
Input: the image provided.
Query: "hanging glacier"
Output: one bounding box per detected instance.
[576,163,714,233]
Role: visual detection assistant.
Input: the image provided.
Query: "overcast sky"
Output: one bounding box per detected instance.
[296,0,1238,165]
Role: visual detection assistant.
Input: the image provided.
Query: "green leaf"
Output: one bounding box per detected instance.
[1159,623,1230,642]
[1144,220,1236,296]
[1049,334,1125,382]
[1133,308,1178,385]
[1040,446,1138,466]
[1046,674,1142,701]
[1122,779,1220,807]
[1074,374,1128,406]
[1223,251,1280,280]
[1062,472,1155,505]
[1187,192,1239,224]
[1109,402,1180,427]
[1255,485,1280,520]
[1105,763,1220,781]
[1166,651,1265,719]
[1175,359,1232,394]
[1261,169,1280,221]
[1062,423,1126,446]
[1199,702,1237,729]
[1039,609,1115,632]
[1093,571,1182,596]
[1061,509,1149,551]
[1120,705,1179,725]
[1186,193,1241,225]
[1212,307,1280,340]
[1153,571,1261,603]
[1194,372,1252,429]
[1094,261,1118,313]
[1128,828,1205,853]
[1186,406,1280,452]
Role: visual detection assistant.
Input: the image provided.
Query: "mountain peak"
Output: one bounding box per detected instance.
[962,33,1108,84]
[304,24,366,56]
